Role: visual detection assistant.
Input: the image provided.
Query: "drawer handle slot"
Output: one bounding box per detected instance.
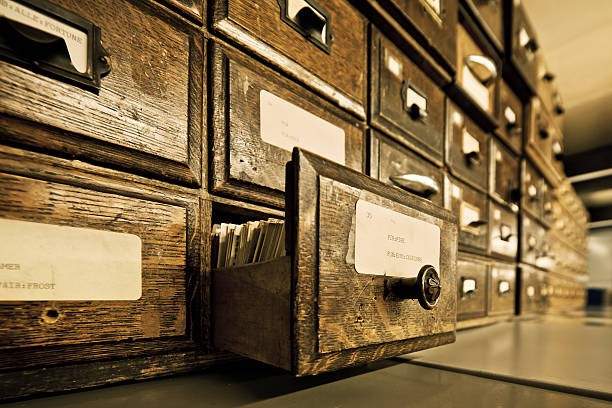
[465,150,482,166]
[499,223,514,242]
[509,186,521,204]
[461,277,477,298]
[278,0,333,53]
[390,174,440,198]
[498,280,511,296]
[542,71,555,82]
[538,125,550,139]
[385,265,441,310]
[527,184,538,200]
[464,55,497,86]
[0,0,111,90]
[402,82,428,122]
[527,234,537,250]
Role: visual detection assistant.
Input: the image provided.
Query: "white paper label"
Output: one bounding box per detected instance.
[423,0,441,15]
[462,129,480,155]
[460,202,480,233]
[260,90,345,165]
[462,65,490,111]
[0,219,141,301]
[496,150,503,162]
[504,106,517,124]
[452,111,464,127]
[519,27,530,48]
[451,183,462,199]
[354,200,440,278]
[526,286,535,297]
[494,209,501,220]
[499,280,510,294]
[0,0,88,73]
[462,278,476,294]
[385,49,402,78]
[406,87,427,113]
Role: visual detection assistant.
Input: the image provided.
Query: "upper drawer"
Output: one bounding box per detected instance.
[213,148,457,376]
[370,130,444,208]
[380,0,458,72]
[521,159,542,218]
[0,0,204,185]
[490,137,520,207]
[541,179,554,227]
[521,213,547,267]
[457,256,487,320]
[536,54,565,124]
[370,27,446,165]
[497,81,523,155]
[210,42,365,208]
[489,199,518,260]
[212,0,367,117]
[488,262,516,315]
[446,101,489,190]
[464,0,504,51]
[445,175,488,254]
[510,2,539,91]
[519,265,545,314]
[526,98,555,169]
[456,20,500,121]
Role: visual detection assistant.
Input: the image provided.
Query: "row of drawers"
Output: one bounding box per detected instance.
[519,266,586,315]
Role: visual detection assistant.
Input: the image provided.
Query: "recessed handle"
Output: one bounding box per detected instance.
[385,265,441,310]
[468,220,488,228]
[542,72,555,82]
[499,223,514,242]
[509,186,521,204]
[539,126,550,139]
[461,277,477,298]
[278,0,333,53]
[464,55,497,86]
[465,150,482,166]
[498,280,511,296]
[402,82,428,122]
[390,174,440,198]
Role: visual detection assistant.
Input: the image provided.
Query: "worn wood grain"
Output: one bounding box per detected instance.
[490,137,520,206]
[446,101,489,192]
[488,200,518,260]
[372,130,444,207]
[464,0,503,51]
[210,42,365,208]
[445,175,488,253]
[370,27,445,165]
[213,0,367,117]
[456,255,487,320]
[488,262,516,315]
[0,0,204,186]
[155,0,204,23]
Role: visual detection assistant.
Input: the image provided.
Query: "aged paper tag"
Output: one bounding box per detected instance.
[354,199,440,278]
[259,90,345,165]
[0,219,141,300]
[462,129,480,154]
[462,65,490,111]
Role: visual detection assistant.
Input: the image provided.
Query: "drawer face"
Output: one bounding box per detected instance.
[521,160,541,217]
[541,180,554,226]
[528,99,553,164]
[498,81,523,154]
[536,56,565,123]
[370,28,445,164]
[0,0,203,185]
[211,43,365,208]
[511,4,538,89]
[385,0,458,71]
[469,0,503,48]
[520,266,547,314]
[551,136,564,176]
[457,23,498,116]
[213,0,367,113]
[488,263,515,315]
[445,176,488,253]
[371,131,444,208]
[489,200,518,259]
[446,102,489,189]
[521,214,545,266]
[0,173,191,349]
[490,138,520,206]
[456,258,487,320]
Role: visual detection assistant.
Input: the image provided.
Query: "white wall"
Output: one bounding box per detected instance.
[588,227,612,289]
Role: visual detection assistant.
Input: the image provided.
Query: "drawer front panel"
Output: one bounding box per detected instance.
[528,98,554,165]
[498,81,523,154]
[541,180,554,226]
[457,257,487,320]
[490,138,520,206]
[468,0,503,48]
[521,214,546,266]
[522,160,541,217]
[511,4,538,90]
[457,23,498,117]
[0,0,203,184]
[488,263,515,315]
[445,176,488,253]
[489,200,518,259]
[370,28,445,164]
[371,131,444,207]
[214,0,367,114]
[0,173,191,349]
[211,43,365,208]
[520,266,542,314]
[446,102,489,189]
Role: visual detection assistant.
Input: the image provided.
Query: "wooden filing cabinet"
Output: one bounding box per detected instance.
[445,175,488,254]
[488,262,516,316]
[370,27,446,165]
[497,80,523,155]
[210,42,365,208]
[490,137,520,207]
[211,0,367,117]
[0,0,205,186]
[213,149,458,375]
[521,159,542,219]
[456,256,487,320]
[462,0,504,52]
[518,265,547,315]
[489,199,518,260]
[508,1,539,91]
[369,130,445,208]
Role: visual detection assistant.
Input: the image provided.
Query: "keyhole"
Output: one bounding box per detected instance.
[42,308,60,324]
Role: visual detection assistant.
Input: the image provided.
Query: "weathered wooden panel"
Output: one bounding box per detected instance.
[488,262,516,315]
[0,0,204,185]
[489,199,518,260]
[464,0,504,51]
[490,136,520,206]
[497,81,523,155]
[444,175,488,253]
[156,0,204,22]
[456,256,487,320]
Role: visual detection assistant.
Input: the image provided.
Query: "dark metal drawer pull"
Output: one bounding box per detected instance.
[468,220,487,228]
[390,174,440,198]
[385,265,441,310]
[402,81,428,122]
[464,150,482,166]
[464,55,497,86]
[499,223,514,242]
[278,0,333,53]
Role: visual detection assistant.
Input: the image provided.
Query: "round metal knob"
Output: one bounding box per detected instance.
[385,265,441,310]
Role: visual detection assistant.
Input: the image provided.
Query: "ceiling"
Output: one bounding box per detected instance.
[522,0,612,225]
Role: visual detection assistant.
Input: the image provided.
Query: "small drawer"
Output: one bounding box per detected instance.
[488,262,516,316]
[456,20,500,119]
[519,265,545,315]
[0,0,204,185]
[536,55,565,126]
[489,200,518,260]
[464,0,504,51]
[380,0,458,72]
[490,137,520,207]
[540,179,554,226]
[550,136,565,178]
[444,175,488,253]
[370,130,444,208]
[446,102,489,190]
[370,27,446,165]
[213,148,458,375]
[457,256,487,320]
[212,0,367,117]
[497,81,523,155]
[521,159,542,218]
[510,2,539,91]
[210,42,365,208]
[526,98,555,167]
[520,213,546,266]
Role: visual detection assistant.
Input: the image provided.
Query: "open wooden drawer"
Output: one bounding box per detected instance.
[212,148,457,376]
